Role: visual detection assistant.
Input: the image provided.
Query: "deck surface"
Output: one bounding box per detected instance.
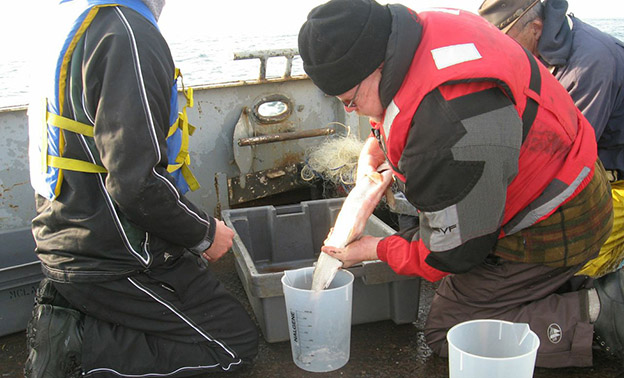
[2,252,623,377]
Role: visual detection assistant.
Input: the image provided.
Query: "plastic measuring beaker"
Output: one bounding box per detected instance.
[447,319,540,378]
[281,266,354,372]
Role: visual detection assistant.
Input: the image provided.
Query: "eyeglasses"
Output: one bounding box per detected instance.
[341,82,362,109]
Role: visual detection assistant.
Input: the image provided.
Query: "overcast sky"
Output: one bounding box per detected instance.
[157,0,622,40]
[0,0,620,93]
[0,0,619,108]
[2,0,621,48]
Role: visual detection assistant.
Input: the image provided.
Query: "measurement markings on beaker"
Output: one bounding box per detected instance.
[296,309,316,355]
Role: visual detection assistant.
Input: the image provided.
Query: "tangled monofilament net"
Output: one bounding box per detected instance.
[301,123,364,188]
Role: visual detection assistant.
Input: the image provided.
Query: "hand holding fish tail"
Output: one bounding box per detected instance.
[321,235,382,268]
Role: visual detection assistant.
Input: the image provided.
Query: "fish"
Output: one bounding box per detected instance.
[311,164,393,291]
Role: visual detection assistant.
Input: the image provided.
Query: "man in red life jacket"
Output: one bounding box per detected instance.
[298,0,624,368]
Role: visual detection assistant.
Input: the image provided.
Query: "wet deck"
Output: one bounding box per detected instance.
[2,252,623,377]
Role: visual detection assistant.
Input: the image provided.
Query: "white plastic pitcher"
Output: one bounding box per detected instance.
[447,319,540,378]
[281,267,354,372]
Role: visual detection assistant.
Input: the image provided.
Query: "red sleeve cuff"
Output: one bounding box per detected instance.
[376,235,448,282]
[377,236,391,262]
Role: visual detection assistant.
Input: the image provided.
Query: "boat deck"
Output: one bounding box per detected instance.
[1,251,623,377]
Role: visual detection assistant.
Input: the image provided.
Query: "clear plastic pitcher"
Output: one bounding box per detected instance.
[281,267,354,372]
[447,319,540,378]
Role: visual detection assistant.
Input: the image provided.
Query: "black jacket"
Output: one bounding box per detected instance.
[32,5,216,282]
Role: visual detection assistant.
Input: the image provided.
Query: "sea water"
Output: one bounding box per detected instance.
[0,19,622,108]
[0,31,303,109]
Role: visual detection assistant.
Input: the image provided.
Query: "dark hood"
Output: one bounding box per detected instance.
[537,0,573,66]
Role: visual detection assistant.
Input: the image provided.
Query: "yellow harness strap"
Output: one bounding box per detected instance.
[44,68,200,191]
[48,155,108,173]
[166,70,199,191]
[44,106,107,174]
[48,113,95,137]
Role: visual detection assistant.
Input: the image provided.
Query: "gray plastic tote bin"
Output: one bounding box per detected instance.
[222,198,421,343]
[0,228,43,336]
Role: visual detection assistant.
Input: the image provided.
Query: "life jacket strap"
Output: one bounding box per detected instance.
[47,155,108,173]
[166,70,200,191]
[41,69,200,192]
[181,163,200,191]
[48,112,95,137]
[520,48,542,142]
[44,109,105,173]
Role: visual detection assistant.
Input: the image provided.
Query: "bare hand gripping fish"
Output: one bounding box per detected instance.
[311,164,393,291]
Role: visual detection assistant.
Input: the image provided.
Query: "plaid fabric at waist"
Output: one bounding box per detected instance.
[494,160,614,267]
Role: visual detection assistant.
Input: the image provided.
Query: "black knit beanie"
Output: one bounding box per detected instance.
[298,0,392,96]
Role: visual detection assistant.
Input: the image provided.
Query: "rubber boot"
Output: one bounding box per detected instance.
[594,268,624,358]
[24,304,83,378]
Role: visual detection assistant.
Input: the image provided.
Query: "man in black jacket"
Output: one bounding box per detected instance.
[25,1,257,376]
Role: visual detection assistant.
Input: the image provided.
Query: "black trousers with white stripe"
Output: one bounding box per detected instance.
[54,252,258,377]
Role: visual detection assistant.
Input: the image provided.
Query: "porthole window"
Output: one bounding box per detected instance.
[252,94,292,124]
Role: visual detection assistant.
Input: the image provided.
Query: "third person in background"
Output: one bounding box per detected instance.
[479,0,624,277]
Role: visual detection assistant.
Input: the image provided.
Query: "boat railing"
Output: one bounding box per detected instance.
[234,48,299,80]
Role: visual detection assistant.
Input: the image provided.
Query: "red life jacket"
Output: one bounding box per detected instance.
[374,9,597,236]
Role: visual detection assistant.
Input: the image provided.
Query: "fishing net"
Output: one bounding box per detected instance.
[300,122,364,193]
[301,122,400,230]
